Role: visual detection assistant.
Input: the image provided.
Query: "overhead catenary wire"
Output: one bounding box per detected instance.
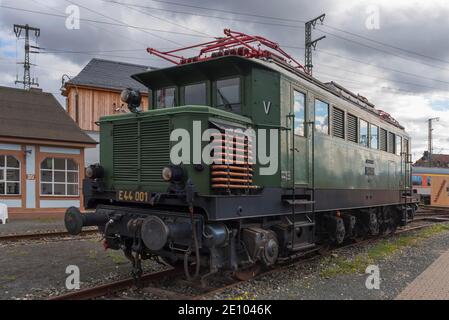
[32,0,153,49]
[64,0,185,47]
[3,1,449,101]
[102,0,213,38]
[111,0,449,67]
[0,4,210,39]
[317,63,449,91]
[8,1,449,73]
[103,0,308,30]
[102,0,449,73]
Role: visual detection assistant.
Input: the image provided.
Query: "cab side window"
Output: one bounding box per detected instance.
[215,78,241,113]
[156,87,176,108]
[370,124,379,150]
[294,90,306,136]
[396,135,402,156]
[359,119,369,147]
[315,99,329,134]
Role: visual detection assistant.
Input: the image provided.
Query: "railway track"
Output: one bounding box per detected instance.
[47,217,449,301]
[0,229,99,242]
[48,268,185,300]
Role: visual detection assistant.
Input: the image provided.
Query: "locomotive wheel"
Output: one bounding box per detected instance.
[368,209,380,236]
[383,206,397,235]
[377,206,397,235]
[334,217,346,244]
[234,264,262,281]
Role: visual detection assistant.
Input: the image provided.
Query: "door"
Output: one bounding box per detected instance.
[388,161,397,189]
[290,89,309,186]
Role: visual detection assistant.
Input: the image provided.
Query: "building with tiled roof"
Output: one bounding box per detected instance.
[0,86,96,216]
[62,58,155,165]
[414,152,449,168]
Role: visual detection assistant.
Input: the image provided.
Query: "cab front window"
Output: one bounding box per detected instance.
[184,82,207,105]
[215,77,241,113]
[156,87,176,108]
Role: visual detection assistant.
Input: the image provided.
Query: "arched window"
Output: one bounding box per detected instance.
[0,155,21,195]
[40,158,79,196]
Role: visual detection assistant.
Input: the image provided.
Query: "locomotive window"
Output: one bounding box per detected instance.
[404,138,409,155]
[0,155,20,195]
[396,135,402,156]
[379,128,388,151]
[359,119,369,147]
[347,113,358,143]
[156,87,176,108]
[427,176,431,186]
[315,99,329,134]
[370,125,379,150]
[412,175,422,186]
[216,78,241,113]
[294,90,306,136]
[184,82,207,105]
[40,158,79,196]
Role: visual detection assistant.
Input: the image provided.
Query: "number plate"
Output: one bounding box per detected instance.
[117,190,151,203]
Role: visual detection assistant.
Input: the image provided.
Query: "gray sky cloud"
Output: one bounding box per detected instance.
[1,0,449,159]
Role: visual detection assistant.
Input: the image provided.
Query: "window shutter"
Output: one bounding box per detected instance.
[347,113,358,143]
[388,132,395,154]
[380,128,387,151]
[332,107,345,139]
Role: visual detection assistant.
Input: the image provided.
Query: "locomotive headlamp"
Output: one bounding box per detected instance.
[162,166,184,182]
[86,164,105,180]
[120,88,142,113]
[162,167,173,182]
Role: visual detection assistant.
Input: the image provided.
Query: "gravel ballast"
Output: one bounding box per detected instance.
[0,235,166,300]
[211,224,449,300]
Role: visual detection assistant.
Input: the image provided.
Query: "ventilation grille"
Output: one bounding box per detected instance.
[347,113,358,143]
[141,120,170,182]
[388,132,395,154]
[380,128,387,151]
[113,122,138,181]
[332,107,345,139]
[112,120,170,182]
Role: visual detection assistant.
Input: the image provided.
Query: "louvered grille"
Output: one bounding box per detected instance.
[388,132,395,154]
[113,122,138,181]
[332,107,345,139]
[140,120,170,182]
[380,128,387,151]
[210,131,257,192]
[112,120,170,183]
[347,113,358,143]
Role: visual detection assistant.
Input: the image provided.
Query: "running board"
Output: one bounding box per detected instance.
[284,200,315,205]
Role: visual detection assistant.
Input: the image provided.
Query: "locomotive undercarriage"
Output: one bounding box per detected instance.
[65,202,417,283]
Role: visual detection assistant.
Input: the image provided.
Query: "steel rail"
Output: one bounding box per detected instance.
[193,220,449,300]
[48,268,184,300]
[0,230,98,242]
[47,218,449,301]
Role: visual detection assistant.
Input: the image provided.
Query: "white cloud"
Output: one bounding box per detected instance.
[1,0,449,159]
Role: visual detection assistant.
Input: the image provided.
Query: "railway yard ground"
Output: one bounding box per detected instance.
[1,210,449,300]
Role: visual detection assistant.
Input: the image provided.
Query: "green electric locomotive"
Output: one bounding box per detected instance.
[65,30,418,281]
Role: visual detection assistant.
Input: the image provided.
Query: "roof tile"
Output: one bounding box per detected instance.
[0,86,96,145]
[69,58,153,92]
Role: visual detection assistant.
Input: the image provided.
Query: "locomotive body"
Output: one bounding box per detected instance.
[65,54,417,280]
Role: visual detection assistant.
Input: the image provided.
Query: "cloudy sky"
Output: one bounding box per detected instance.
[1,0,449,159]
